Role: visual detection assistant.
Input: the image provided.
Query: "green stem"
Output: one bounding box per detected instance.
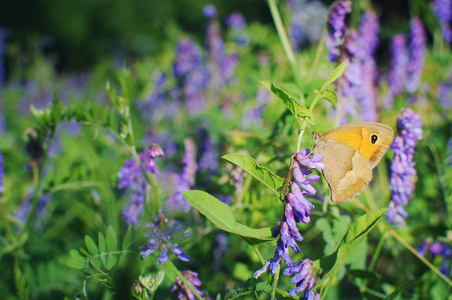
[306,30,326,81]
[271,264,281,300]
[169,260,205,300]
[368,232,385,271]
[253,245,266,265]
[25,126,56,231]
[267,0,302,88]
[389,228,452,287]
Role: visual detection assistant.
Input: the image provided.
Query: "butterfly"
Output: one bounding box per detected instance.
[312,122,394,203]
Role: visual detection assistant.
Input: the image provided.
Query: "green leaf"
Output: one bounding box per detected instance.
[324,60,348,86]
[259,81,313,126]
[122,225,132,250]
[385,279,415,300]
[106,253,117,270]
[222,153,285,195]
[67,250,86,269]
[163,260,177,282]
[320,88,338,107]
[183,190,275,245]
[98,232,107,253]
[315,208,387,287]
[106,226,118,252]
[85,235,99,255]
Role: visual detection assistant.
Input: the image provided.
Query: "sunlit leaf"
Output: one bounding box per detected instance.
[222,153,285,196]
[183,190,275,245]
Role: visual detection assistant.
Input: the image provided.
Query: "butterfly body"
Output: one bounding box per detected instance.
[312,122,394,203]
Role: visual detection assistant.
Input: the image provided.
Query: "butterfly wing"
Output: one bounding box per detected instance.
[320,122,394,169]
[313,139,372,203]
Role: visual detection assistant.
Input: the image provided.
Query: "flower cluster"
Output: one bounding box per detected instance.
[226,12,249,47]
[254,149,324,297]
[334,11,380,123]
[15,192,51,231]
[324,0,352,62]
[431,0,452,42]
[197,128,219,175]
[438,67,452,109]
[205,9,239,92]
[140,209,191,264]
[405,18,426,93]
[385,18,426,107]
[288,0,328,51]
[0,150,4,203]
[118,145,164,226]
[418,239,452,275]
[165,138,198,214]
[173,38,209,115]
[387,108,423,228]
[171,270,206,300]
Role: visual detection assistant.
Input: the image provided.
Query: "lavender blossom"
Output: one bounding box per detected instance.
[0,150,3,203]
[165,139,197,214]
[448,138,452,165]
[140,210,191,264]
[405,18,426,93]
[288,0,328,51]
[385,35,409,108]
[418,239,452,276]
[302,291,321,300]
[431,0,452,42]
[206,14,238,91]
[438,68,452,109]
[254,149,324,296]
[173,39,209,115]
[0,27,8,85]
[203,4,217,19]
[171,270,205,300]
[387,108,422,228]
[226,12,249,47]
[324,0,352,62]
[15,192,51,230]
[197,128,219,174]
[118,146,164,226]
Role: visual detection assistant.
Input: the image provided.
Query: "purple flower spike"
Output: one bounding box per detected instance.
[140,211,192,264]
[254,148,323,296]
[203,4,217,19]
[431,0,452,42]
[283,259,316,296]
[387,108,423,227]
[0,150,4,203]
[405,18,426,93]
[171,270,205,300]
[325,0,352,62]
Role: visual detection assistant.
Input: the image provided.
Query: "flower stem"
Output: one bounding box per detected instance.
[169,260,205,300]
[271,264,281,300]
[267,0,302,88]
[389,228,452,287]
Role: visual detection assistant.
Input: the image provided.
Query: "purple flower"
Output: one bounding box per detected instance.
[140,210,191,264]
[226,12,249,47]
[254,149,324,296]
[118,146,164,226]
[324,0,352,62]
[288,0,328,51]
[165,139,198,214]
[302,291,321,300]
[171,270,205,300]
[0,150,4,203]
[387,108,422,228]
[197,128,219,174]
[431,0,452,42]
[448,138,452,165]
[335,11,380,123]
[438,67,452,109]
[15,191,51,230]
[173,39,204,78]
[405,18,426,93]
[284,259,316,297]
[385,35,409,107]
[0,27,8,85]
[203,4,217,19]
[418,239,452,276]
